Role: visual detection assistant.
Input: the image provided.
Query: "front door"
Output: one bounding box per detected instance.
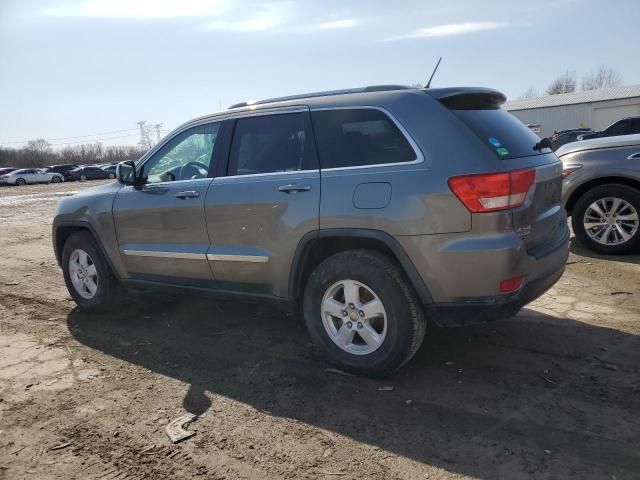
[204,110,320,297]
[113,121,224,285]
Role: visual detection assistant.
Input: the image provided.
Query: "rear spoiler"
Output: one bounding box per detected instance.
[425,87,507,110]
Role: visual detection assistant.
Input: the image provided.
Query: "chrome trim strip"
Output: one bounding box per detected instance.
[309,106,426,171]
[206,253,269,263]
[214,169,319,181]
[122,250,206,260]
[627,152,640,160]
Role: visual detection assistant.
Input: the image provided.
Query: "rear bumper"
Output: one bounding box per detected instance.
[396,215,570,326]
[429,262,565,326]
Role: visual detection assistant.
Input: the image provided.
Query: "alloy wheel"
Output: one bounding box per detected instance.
[69,249,99,299]
[583,197,639,246]
[321,279,387,355]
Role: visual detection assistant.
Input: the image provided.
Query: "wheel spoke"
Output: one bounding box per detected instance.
[589,201,607,220]
[85,277,98,295]
[615,224,631,242]
[617,212,639,222]
[360,299,384,320]
[342,281,360,306]
[334,325,355,348]
[86,264,97,276]
[358,323,382,347]
[584,221,605,230]
[78,250,89,268]
[609,197,622,215]
[324,298,345,318]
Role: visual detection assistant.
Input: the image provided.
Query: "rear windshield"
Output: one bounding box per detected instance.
[451,108,551,159]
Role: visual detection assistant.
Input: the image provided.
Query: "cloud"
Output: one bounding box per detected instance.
[206,2,289,32]
[386,21,509,41]
[42,0,228,18]
[309,18,363,30]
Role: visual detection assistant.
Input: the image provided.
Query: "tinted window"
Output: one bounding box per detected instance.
[311,109,416,169]
[145,123,220,183]
[605,120,629,135]
[228,113,311,175]
[450,108,551,159]
[629,118,640,133]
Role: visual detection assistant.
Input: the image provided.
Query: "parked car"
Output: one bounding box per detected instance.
[551,129,593,151]
[578,116,640,140]
[52,85,569,375]
[45,164,79,181]
[101,164,117,175]
[559,133,640,254]
[0,168,64,186]
[68,165,116,181]
[0,167,17,176]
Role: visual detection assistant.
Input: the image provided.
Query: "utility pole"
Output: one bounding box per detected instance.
[136,120,149,150]
[153,123,163,144]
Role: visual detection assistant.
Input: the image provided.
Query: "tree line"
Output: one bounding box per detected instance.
[519,65,623,99]
[0,139,145,168]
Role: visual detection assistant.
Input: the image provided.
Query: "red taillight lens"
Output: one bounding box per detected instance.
[448,168,535,213]
[499,276,524,293]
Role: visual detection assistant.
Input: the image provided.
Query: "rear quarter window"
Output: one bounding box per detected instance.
[311,109,417,169]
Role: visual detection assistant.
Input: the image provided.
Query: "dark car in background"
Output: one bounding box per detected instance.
[45,164,79,181]
[101,164,117,175]
[0,167,18,177]
[551,128,593,151]
[579,116,640,141]
[68,165,116,181]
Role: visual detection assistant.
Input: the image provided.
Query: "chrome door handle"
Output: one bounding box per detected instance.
[278,184,311,193]
[175,190,200,199]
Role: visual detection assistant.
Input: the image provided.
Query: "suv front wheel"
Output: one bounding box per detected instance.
[62,231,124,312]
[303,250,426,376]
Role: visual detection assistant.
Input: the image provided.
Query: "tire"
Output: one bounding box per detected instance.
[80,174,88,181]
[51,176,61,183]
[572,184,640,254]
[303,250,426,376]
[15,178,26,186]
[108,173,115,179]
[62,231,124,312]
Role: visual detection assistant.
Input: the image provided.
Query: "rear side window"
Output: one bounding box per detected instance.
[228,113,313,176]
[311,109,417,169]
[451,108,551,159]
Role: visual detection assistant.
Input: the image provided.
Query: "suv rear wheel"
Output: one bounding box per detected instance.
[62,231,124,312]
[572,184,640,254]
[303,250,426,376]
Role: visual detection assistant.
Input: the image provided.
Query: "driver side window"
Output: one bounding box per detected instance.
[145,123,220,183]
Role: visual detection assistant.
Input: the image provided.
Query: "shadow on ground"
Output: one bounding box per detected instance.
[569,237,640,265]
[67,294,640,478]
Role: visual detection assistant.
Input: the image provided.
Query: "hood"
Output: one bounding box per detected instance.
[556,134,640,157]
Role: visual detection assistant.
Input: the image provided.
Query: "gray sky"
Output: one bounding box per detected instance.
[1,0,639,147]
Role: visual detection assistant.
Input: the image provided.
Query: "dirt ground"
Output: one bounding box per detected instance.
[0,180,639,480]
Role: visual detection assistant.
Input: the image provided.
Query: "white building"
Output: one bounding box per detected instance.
[504,85,640,138]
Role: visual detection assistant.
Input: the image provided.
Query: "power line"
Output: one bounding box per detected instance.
[0,127,140,145]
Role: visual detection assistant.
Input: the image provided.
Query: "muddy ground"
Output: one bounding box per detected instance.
[0,180,639,480]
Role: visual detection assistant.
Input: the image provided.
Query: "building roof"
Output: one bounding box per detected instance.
[504,84,640,111]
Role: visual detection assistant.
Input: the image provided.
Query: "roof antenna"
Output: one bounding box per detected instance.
[425,57,442,88]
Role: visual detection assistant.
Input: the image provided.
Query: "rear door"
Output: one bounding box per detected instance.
[204,108,319,297]
[112,121,224,285]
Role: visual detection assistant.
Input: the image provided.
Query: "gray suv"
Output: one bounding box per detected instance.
[52,85,569,375]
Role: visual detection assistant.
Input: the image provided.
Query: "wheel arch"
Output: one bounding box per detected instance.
[289,229,433,306]
[53,222,120,280]
[565,176,640,215]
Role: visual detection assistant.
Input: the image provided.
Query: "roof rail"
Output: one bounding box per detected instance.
[227,85,413,109]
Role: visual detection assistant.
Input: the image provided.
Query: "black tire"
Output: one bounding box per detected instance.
[62,231,124,312]
[80,174,87,181]
[51,176,61,183]
[108,173,115,179]
[303,250,426,376]
[572,184,640,254]
[15,178,26,186]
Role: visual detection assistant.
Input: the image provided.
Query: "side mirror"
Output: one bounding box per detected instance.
[116,161,145,188]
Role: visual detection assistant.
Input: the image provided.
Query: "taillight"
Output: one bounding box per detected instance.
[499,276,524,293]
[448,168,535,213]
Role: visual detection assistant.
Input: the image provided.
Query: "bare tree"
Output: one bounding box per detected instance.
[546,70,577,95]
[581,65,623,91]
[519,86,539,99]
